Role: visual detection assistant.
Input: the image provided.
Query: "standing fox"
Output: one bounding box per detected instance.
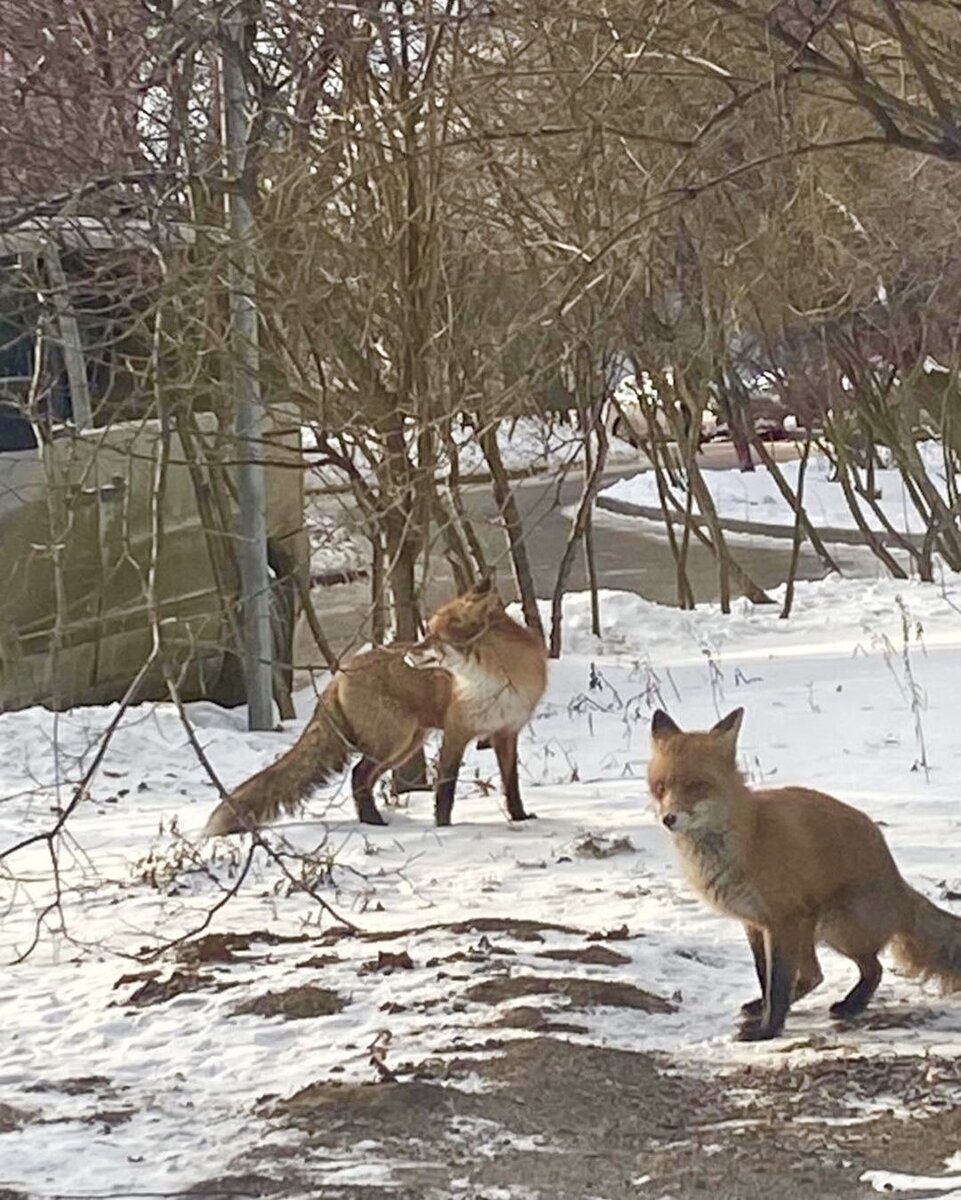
[204,576,547,835]
[648,707,961,1041]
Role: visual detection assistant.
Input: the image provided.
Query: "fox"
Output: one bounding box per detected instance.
[203,575,547,836]
[648,707,961,1042]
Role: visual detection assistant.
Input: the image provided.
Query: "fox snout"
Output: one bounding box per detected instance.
[649,779,718,834]
[656,806,694,833]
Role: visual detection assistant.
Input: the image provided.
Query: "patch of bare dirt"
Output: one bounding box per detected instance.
[586,922,633,941]
[176,933,259,966]
[272,1078,443,1122]
[464,973,674,1013]
[425,940,517,967]
[359,950,414,975]
[296,953,341,970]
[170,931,312,968]
[319,916,588,945]
[113,968,160,990]
[237,1037,961,1200]
[736,1053,960,1121]
[492,1005,589,1034]
[835,1004,951,1032]
[536,944,631,966]
[571,832,636,859]
[25,1075,115,1096]
[122,969,237,1007]
[0,1103,36,1134]
[179,1172,295,1197]
[83,1108,136,1130]
[231,985,345,1020]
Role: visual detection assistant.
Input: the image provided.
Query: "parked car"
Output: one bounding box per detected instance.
[0,217,307,713]
[606,384,717,449]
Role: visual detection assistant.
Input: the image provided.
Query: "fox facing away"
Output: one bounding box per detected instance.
[648,707,961,1041]
[204,576,547,836]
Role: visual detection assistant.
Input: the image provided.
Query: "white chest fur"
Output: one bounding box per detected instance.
[451,657,535,734]
[674,826,766,924]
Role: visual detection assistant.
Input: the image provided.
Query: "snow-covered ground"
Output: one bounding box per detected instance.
[2,578,961,1196]
[600,441,959,536]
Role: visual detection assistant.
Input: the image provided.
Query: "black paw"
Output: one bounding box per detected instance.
[736,1020,785,1042]
[829,999,868,1020]
[434,813,453,828]
[740,997,764,1018]
[357,806,388,826]
[509,810,537,822]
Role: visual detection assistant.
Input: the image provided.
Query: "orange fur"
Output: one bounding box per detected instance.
[648,708,961,1041]
[204,578,547,835]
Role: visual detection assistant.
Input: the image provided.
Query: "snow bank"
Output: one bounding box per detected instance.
[599,443,958,536]
[538,573,961,663]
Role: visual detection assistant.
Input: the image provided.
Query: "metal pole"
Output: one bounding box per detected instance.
[222,12,274,730]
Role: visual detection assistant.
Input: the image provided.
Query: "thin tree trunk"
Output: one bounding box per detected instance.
[430,485,474,592]
[639,396,696,608]
[651,470,774,605]
[478,420,544,640]
[369,533,387,644]
[686,458,731,611]
[748,434,841,573]
[292,570,336,669]
[825,426,909,579]
[549,400,609,658]
[780,439,811,619]
[581,411,605,637]
[441,420,488,574]
[584,505,601,637]
[382,415,422,643]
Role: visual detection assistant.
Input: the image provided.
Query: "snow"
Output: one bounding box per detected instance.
[305,499,369,577]
[599,442,959,537]
[863,1171,961,1197]
[864,1153,961,1198]
[447,415,640,476]
[3,577,961,1195]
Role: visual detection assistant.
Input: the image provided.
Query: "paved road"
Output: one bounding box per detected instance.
[295,448,867,666]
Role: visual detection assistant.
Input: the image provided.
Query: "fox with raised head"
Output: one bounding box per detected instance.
[204,576,547,836]
[648,707,961,1041]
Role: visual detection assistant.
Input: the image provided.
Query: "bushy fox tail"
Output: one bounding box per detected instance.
[890,887,961,992]
[203,685,355,836]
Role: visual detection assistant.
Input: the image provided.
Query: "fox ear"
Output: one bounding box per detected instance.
[472,570,494,596]
[651,710,682,741]
[710,708,744,757]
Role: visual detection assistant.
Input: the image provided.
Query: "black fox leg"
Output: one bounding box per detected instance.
[830,955,882,1019]
[742,929,823,1019]
[740,924,767,1018]
[490,729,532,821]
[793,947,824,1005]
[738,922,811,1042]
[352,758,387,825]
[434,732,469,826]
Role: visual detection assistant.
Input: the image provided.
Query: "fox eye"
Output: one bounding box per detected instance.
[650,780,667,800]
